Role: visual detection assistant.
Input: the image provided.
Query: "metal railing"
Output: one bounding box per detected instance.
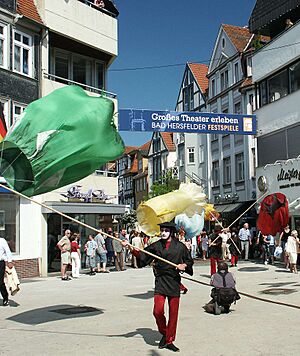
[77,0,118,18]
[43,72,117,99]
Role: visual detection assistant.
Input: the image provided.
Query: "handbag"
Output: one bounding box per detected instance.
[274,246,283,258]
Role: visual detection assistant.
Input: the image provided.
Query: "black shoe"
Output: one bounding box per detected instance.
[3,298,9,306]
[165,343,180,352]
[158,335,166,349]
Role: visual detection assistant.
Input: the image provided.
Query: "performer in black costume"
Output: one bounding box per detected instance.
[123,222,193,352]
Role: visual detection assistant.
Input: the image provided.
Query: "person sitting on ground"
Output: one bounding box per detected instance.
[204,262,240,314]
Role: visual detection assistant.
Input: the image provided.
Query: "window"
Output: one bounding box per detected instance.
[73,55,92,86]
[0,194,20,253]
[138,158,142,171]
[199,145,204,164]
[0,23,8,68]
[234,102,241,114]
[268,69,288,102]
[12,103,26,127]
[13,30,33,76]
[188,147,195,164]
[247,57,252,76]
[211,133,218,141]
[235,153,244,181]
[221,70,229,91]
[259,80,268,107]
[55,51,69,79]
[183,84,194,111]
[212,161,219,186]
[290,61,300,93]
[52,49,105,89]
[234,63,239,83]
[211,79,216,97]
[0,100,9,129]
[153,138,161,153]
[223,157,231,184]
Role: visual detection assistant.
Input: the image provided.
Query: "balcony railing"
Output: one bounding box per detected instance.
[44,72,117,99]
[78,0,119,18]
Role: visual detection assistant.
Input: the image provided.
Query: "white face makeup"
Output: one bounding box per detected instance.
[161,229,170,239]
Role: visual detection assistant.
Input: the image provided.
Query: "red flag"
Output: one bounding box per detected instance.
[0,103,7,142]
[257,193,289,236]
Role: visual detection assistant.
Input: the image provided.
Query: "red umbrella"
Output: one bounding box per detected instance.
[257,192,289,236]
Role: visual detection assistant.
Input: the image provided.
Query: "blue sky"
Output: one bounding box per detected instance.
[108,0,256,146]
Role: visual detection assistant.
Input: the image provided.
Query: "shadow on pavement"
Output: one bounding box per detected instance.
[125,290,154,300]
[238,266,268,272]
[7,304,104,325]
[107,327,160,347]
[148,350,163,356]
[275,269,292,273]
[259,282,297,287]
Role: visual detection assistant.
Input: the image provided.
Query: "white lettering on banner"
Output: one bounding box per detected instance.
[151,113,180,121]
[211,116,239,124]
[181,114,210,123]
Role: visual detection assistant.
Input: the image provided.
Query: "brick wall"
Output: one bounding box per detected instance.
[14,258,40,279]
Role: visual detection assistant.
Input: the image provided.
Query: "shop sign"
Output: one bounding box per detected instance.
[257,158,300,203]
[119,109,256,135]
[61,185,108,203]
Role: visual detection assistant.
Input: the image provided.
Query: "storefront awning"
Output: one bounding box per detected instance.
[215,202,243,213]
[41,201,128,215]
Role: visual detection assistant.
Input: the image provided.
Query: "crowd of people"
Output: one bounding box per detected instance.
[54,221,300,280]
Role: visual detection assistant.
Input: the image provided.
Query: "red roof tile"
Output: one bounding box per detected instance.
[161,132,175,151]
[188,63,209,94]
[17,0,43,25]
[139,140,151,153]
[124,146,138,154]
[223,24,252,52]
[240,77,253,89]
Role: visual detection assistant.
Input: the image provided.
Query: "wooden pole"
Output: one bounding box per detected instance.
[208,190,269,250]
[208,212,241,254]
[0,183,179,269]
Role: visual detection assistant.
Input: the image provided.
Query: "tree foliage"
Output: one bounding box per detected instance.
[120,209,137,229]
[147,171,180,199]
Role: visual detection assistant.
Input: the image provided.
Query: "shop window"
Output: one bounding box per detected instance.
[0,193,19,253]
[13,30,33,76]
[0,23,8,68]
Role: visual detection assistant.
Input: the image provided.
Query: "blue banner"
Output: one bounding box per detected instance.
[119,109,256,135]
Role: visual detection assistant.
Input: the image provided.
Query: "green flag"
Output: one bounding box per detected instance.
[0,86,124,196]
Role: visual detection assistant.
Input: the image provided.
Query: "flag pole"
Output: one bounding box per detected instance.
[209,190,269,248]
[0,182,180,269]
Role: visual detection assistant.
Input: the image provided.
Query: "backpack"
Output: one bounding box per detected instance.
[214,271,240,305]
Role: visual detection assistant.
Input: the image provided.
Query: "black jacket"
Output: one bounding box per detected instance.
[139,238,193,297]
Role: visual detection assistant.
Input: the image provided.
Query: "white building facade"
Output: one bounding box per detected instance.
[206,24,257,222]
[1,0,126,278]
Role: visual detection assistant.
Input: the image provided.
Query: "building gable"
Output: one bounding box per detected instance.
[208,26,238,74]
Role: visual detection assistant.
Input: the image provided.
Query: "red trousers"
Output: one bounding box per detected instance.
[153,294,180,344]
[231,255,238,266]
[210,257,220,276]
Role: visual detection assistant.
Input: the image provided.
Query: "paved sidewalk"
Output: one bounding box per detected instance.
[0,261,300,356]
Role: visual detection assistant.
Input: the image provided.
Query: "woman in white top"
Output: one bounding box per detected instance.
[285,230,300,273]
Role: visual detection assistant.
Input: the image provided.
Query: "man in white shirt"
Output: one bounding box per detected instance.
[238,223,252,260]
[0,237,13,306]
